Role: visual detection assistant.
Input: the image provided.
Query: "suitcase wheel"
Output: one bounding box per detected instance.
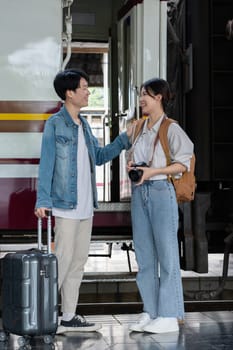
[43,334,54,344]
[17,336,31,348]
[0,330,9,342]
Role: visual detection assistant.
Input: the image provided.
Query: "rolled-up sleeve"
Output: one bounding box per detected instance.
[168,123,194,171]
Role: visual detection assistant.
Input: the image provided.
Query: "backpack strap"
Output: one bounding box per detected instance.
[158,118,177,166]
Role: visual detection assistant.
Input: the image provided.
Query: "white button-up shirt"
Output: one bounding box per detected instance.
[131,116,194,181]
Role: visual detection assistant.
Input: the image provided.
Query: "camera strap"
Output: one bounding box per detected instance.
[148,132,160,167]
[127,119,146,163]
[129,115,166,166]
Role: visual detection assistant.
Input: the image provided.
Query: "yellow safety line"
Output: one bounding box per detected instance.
[0,113,51,120]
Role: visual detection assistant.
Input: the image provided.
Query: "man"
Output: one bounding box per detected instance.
[35,69,132,332]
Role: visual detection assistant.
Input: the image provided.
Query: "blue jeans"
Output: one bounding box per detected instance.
[131,180,184,320]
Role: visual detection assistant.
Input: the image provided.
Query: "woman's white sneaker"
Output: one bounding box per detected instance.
[129,312,152,332]
[143,317,179,333]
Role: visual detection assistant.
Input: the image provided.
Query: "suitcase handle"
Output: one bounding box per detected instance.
[37,210,52,254]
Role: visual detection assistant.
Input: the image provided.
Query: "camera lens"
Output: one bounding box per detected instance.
[128,168,143,182]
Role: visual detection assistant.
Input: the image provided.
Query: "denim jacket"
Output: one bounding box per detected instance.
[35,106,131,210]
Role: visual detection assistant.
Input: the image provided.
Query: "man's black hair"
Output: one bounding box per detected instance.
[53,69,89,101]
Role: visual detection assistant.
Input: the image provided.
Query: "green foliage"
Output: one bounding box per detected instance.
[88,87,104,108]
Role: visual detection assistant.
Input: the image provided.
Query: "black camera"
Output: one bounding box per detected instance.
[128,162,148,182]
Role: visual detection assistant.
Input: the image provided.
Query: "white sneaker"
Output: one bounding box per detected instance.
[143,317,179,334]
[129,312,152,332]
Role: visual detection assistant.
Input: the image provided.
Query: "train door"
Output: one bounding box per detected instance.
[117,0,168,200]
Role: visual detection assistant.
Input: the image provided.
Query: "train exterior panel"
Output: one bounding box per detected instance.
[0,0,62,231]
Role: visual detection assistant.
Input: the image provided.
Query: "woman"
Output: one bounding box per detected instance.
[128,78,193,334]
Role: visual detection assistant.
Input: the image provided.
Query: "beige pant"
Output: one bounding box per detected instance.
[54,217,93,314]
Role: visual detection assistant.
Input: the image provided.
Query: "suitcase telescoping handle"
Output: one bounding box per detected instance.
[37,210,52,254]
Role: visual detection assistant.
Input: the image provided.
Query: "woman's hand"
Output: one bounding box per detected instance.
[134,167,157,185]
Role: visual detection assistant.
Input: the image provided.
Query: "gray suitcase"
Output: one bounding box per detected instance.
[0,213,58,346]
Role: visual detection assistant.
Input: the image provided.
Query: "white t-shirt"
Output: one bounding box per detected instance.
[52,123,93,219]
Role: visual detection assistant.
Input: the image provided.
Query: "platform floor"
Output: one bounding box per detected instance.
[1,311,233,349]
[1,245,233,349]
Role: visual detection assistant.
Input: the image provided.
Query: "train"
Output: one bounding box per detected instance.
[0,0,233,273]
